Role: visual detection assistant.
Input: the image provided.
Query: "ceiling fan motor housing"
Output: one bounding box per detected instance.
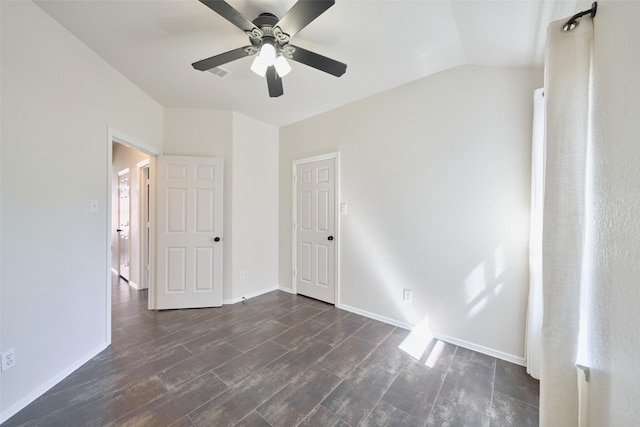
[248,13,291,48]
[253,12,278,29]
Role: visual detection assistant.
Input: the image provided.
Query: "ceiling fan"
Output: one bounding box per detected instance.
[192,0,347,97]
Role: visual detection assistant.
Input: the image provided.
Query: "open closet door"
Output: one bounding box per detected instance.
[155,155,223,309]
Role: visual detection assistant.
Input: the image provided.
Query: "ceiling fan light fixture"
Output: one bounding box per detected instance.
[250,56,268,77]
[274,56,292,77]
[192,0,347,97]
[258,41,276,66]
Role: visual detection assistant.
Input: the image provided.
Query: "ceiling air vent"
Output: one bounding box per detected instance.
[208,67,230,78]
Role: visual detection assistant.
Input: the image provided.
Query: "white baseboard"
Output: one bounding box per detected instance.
[338,303,413,330]
[432,333,526,367]
[278,286,294,294]
[223,285,280,305]
[110,270,146,291]
[127,281,147,291]
[337,303,526,367]
[0,342,109,424]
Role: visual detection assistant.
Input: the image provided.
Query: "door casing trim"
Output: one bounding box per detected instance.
[137,159,151,292]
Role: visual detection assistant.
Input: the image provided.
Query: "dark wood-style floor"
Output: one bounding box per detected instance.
[4,275,539,426]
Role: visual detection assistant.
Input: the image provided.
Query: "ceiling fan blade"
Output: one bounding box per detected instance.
[276,0,335,38]
[287,45,346,77]
[192,46,254,71]
[199,0,258,33]
[266,66,283,98]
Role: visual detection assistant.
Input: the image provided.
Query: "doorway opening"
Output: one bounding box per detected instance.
[112,143,150,291]
[106,128,161,343]
[116,167,131,282]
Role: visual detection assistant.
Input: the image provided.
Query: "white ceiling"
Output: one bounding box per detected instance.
[35,0,584,127]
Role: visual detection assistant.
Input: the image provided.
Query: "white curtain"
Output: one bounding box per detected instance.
[525,88,544,380]
[540,14,593,427]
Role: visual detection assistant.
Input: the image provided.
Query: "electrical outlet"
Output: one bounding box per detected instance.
[2,348,16,372]
[403,288,413,303]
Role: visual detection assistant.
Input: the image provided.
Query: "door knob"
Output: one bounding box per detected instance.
[327,235,334,241]
[214,237,221,242]
[116,229,123,232]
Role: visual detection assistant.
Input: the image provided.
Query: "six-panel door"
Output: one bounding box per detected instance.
[156,156,223,309]
[296,157,336,304]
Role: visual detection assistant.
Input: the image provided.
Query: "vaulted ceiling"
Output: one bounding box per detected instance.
[36,0,583,126]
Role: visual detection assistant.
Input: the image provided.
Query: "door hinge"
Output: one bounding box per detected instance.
[293,269,297,276]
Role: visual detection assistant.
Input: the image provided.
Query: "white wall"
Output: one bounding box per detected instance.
[0,1,163,421]
[163,108,234,298]
[231,113,279,301]
[163,109,279,302]
[280,65,542,361]
[586,1,640,424]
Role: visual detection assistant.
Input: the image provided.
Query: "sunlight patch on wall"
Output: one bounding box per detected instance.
[465,262,487,302]
[347,212,422,323]
[464,245,506,319]
[494,245,506,279]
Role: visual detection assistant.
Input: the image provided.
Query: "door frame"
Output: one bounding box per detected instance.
[291,152,340,305]
[137,159,151,291]
[107,127,161,343]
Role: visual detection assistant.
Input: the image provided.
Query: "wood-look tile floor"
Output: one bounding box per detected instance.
[4,276,539,427]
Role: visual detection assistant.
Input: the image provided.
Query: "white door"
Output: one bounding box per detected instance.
[295,156,336,304]
[156,155,223,309]
[117,169,130,281]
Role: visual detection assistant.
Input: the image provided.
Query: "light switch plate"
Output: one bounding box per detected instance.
[89,199,99,213]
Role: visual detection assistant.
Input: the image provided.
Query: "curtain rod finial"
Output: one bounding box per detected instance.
[562,2,597,32]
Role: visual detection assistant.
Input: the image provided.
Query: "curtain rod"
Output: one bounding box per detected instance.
[563,2,598,32]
